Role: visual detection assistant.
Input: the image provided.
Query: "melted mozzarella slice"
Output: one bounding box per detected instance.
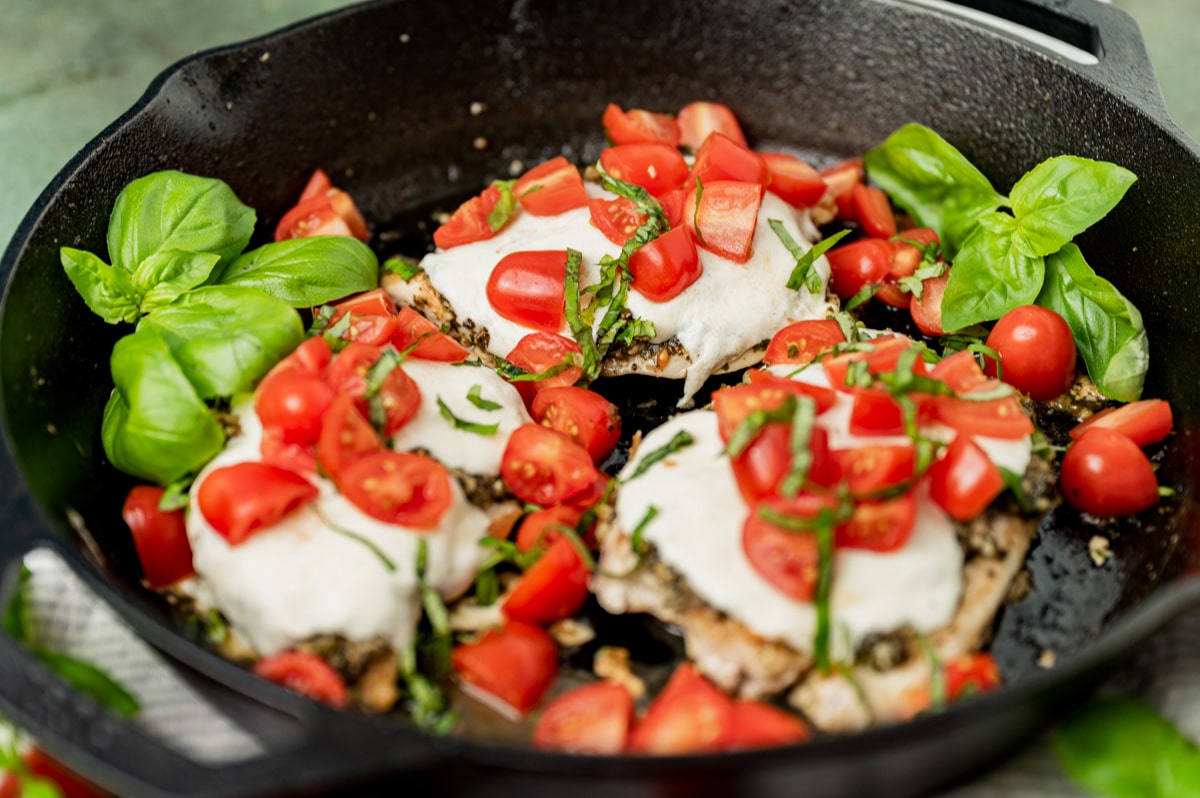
[418,185,835,402]
[186,403,488,657]
[390,359,531,475]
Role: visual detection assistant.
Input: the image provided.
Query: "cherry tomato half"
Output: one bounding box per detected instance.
[532,681,635,754]
[316,393,385,483]
[727,700,811,750]
[742,494,838,601]
[433,185,506,249]
[504,333,585,407]
[851,184,898,239]
[985,305,1077,402]
[600,143,689,197]
[339,451,454,530]
[602,103,681,147]
[690,132,770,187]
[255,370,335,446]
[588,197,647,247]
[761,153,827,208]
[627,224,702,302]
[825,238,892,300]
[531,385,622,463]
[122,485,195,588]
[501,424,601,506]
[763,319,846,367]
[835,493,917,552]
[910,269,951,337]
[925,434,1004,522]
[197,462,319,545]
[676,101,747,151]
[1069,399,1173,447]
[515,156,589,216]
[253,651,349,708]
[1060,428,1159,516]
[503,536,591,626]
[391,307,470,362]
[685,179,764,264]
[486,249,568,334]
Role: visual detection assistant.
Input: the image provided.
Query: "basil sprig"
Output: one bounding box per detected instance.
[865,124,1144,401]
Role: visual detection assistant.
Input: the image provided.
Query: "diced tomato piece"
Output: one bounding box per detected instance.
[326,288,397,324]
[600,143,689,197]
[588,197,648,246]
[501,424,601,506]
[819,158,864,221]
[657,187,687,229]
[376,365,422,435]
[1060,428,1160,516]
[531,385,621,463]
[516,504,586,553]
[690,132,770,187]
[533,682,635,754]
[317,393,384,482]
[684,179,764,264]
[276,172,368,241]
[337,313,397,347]
[433,185,507,249]
[763,319,846,366]
[945,653,1001,702]
[255,370,335,446]
[929,350,990,394]
[628,663,736,754]
[727,700,810,750]
[602,103,681,147]
[197,462,318,544]
[486,249,568,334]
[515,156,588,216]
[627,224,702,302]
[259,427,318,476]
[761,153,827,208]
[851,184,898,238]
[299,168,333,202]
[933,395,1033,440]
[832,443,916,497]
[122,485,195,588]
[926,435,1005,521]
[323,341,383,404]
[1069,399,1173,447]
[453,621,559,717]
[742,494,838,601]
[712,379,836,443]
[254,651,349,708]
[825,238,892,300]
[835,493,917,552]
[258,335,333,396]
[911,269,951,337]
[391,307,470,362]
[729,422,792,503]
[848,388,906,436]
[503,537,591,626]
[821,336,920,392]
[504,333,584,406]
[676,102,747,151]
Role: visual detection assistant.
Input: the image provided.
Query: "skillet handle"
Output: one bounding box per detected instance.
[940,0,1174,127]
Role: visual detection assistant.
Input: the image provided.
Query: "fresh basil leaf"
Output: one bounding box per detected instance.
[102,330,225,484]
[863,124,1008,258]
[60,247,141,324]
[622,430,695,482]
[1037,243,1148,401]
[138,286,304,399]
[132,250,221,313]
[384,255,422,281]
[775,224,849,295]
[940,214,1044,331]
[1009,156,1137,258]
[107,170,254,275]
[467,384,502,411]
[1055,697,1200,798]
[218,236,378,307]
[33,649,140,718]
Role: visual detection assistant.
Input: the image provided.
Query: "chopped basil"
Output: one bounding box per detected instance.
[774,224,849,295]
[998,466,1033,512]
[383,254,422,281]
[629,505,659,561]
[486,179,518,232]
[436,396,499,435]
[622,430,695,482]
[157,477,192,512]
[314,507,397,572]
[843,284,878,312]
[917,634,947,711]
[813,508,836,674]
[779,396,817,497]
[466,383,502,411]
[724,396,799,458]
[691,176,706,245]
[496,352,580,383]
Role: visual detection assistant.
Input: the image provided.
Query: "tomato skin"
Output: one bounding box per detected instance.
[258,336,333,397]
[985,305,1077,401]
[516,504,586,552]
[255,371,335,446]
[376,366,422,435]
[504,332,584,407]
[391,307,470,362]
[275,182,368,242]
[832,444,916,497]
[453,621,559,717]
[1060,428,1159,516]
[742,494,838,601]
[588,197,647,246]
[933,394,1034,440]
[628,663,736,755]
[434,185,505,249]
[929,350,990,394]
[503,536,591,625]
[909,269,950,337]
[602,103,681,147]
[848,388,906,436]
[713,379,836,443]
[825,238,892,300]
[821,336,916,392]
[599,143,689,197]
[531,385,621,463]
[627,224,702,302]
[690,132,770,187]
[926,435,1004,522]
[851,184,898,238]
[761,153,827,208]
[339,451,453,530]
[944,653,1001,702]
[676,102,747,150]
[316,392,384,482]
[501,424,601,506]
[763,319,846,366]
[122,485,195,588]
[328,287,397,322]
[197,462,319,544]
[253,651,349,708]
[486,249,568,334]
[684,179,764,264]
[532,681,634,754]
[658,187,687,229]
[323,342,383,403]
[515,156,588,216]
[729,423,792,503]
[727,700,810,749]
[819,158,864,220]
[1069,399,1173,447]
[835,493,917,552]
[260,428,318,476]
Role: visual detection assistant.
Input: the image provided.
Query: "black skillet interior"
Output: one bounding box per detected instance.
[3,0,1200,796]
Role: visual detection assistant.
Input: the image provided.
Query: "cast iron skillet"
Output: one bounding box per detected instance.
[2,0,1200,795]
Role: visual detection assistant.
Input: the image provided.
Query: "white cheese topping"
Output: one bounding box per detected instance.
[186,401,489,657]
[417,185,836,402]
[390,359,531,475]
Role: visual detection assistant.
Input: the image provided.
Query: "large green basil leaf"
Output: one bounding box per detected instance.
[863,123,1008,259]
[60,247,140,324]
[133,250,221,314]
[107,170,255,274]
[1055,697,1200,798]
[1036,243,1148,401]
[102,330,224,484]
[138,286,304,399]
[1010,156,1137,258]
[940,213,1045,331]
[217,236,378,307]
